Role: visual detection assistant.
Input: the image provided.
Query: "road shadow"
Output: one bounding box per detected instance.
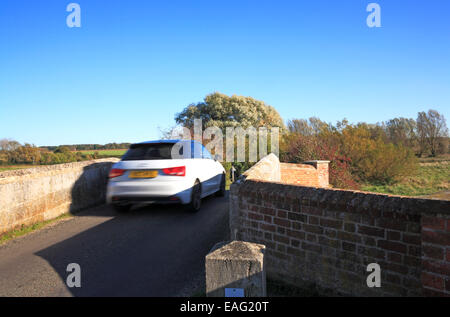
[36,162,231,296]
[35,189,230,296]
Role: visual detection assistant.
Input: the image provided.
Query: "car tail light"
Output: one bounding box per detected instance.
[162,166,185,176]
[109,168,125,178]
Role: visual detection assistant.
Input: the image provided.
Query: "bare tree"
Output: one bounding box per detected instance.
[287,119,313,135]
[0,138,21,151]
[287,117,330,135]
[416,110,449,157]
[309,117,329,134]
[384,117,417,148]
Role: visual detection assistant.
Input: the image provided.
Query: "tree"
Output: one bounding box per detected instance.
[287,119,313,135]
[338,124,417,183]
[0,138,21,151]
[309,117,330,135]
[10,144,41,164]
[417,110,449,157]
[54,146,72,154]
[175,92,285,130]
[383,118,417,148]
[437,137,449,155]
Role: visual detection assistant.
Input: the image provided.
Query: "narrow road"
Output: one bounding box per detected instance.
[0,193,229,296]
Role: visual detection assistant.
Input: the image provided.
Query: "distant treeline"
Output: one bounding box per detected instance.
[0,140,130,165]
[40,143,131,152]
[1,104,449,190]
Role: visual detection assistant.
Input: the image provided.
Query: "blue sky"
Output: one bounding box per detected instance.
[0,0,449,146]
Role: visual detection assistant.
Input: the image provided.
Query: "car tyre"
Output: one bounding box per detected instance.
[188,180,202,212]
[215,173,226,197]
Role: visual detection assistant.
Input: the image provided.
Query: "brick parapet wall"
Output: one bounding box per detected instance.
[281,160,329,188]
[303,160,330,188]
[280,163,319,187]
[421,214,450,296]
[230,161,450,296]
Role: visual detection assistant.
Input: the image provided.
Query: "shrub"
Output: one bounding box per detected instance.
[339,125,418,184]
[281,134,358,189]
[281,122,419,188]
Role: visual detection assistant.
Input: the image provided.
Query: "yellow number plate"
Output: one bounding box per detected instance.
[129,170,158,178]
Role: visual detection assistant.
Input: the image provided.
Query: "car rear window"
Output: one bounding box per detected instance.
[122,143,181,160]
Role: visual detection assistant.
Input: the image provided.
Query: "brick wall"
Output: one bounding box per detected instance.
[281,163,319,187]
[421,215,450,296]
[229,156,450,297]
[310,161,330,188]
[280,160,329,187]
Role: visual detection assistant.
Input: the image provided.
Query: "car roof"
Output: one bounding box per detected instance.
[132,139,202,145]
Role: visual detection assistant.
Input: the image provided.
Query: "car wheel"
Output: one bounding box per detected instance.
[188,180,202,212]
[215,173,226,197]
[112,204,131,213]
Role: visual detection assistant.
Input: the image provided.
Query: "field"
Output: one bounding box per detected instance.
[417,153,450,163]
[362,160,450,199]
[75,149,127,157]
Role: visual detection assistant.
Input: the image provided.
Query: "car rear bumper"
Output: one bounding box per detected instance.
[110,195,183,205]
[106,179,193,204]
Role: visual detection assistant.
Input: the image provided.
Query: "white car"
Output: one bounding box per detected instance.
[106,140,226,212]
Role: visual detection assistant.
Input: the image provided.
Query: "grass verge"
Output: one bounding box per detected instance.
[0,213,73,244]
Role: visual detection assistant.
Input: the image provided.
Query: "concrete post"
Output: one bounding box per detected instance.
[230,165,236,182]
[205,240,266,297]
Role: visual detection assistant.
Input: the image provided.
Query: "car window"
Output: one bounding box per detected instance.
[122,143,182,160]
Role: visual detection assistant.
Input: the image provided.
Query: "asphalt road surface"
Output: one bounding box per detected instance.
[0,193,230,296]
